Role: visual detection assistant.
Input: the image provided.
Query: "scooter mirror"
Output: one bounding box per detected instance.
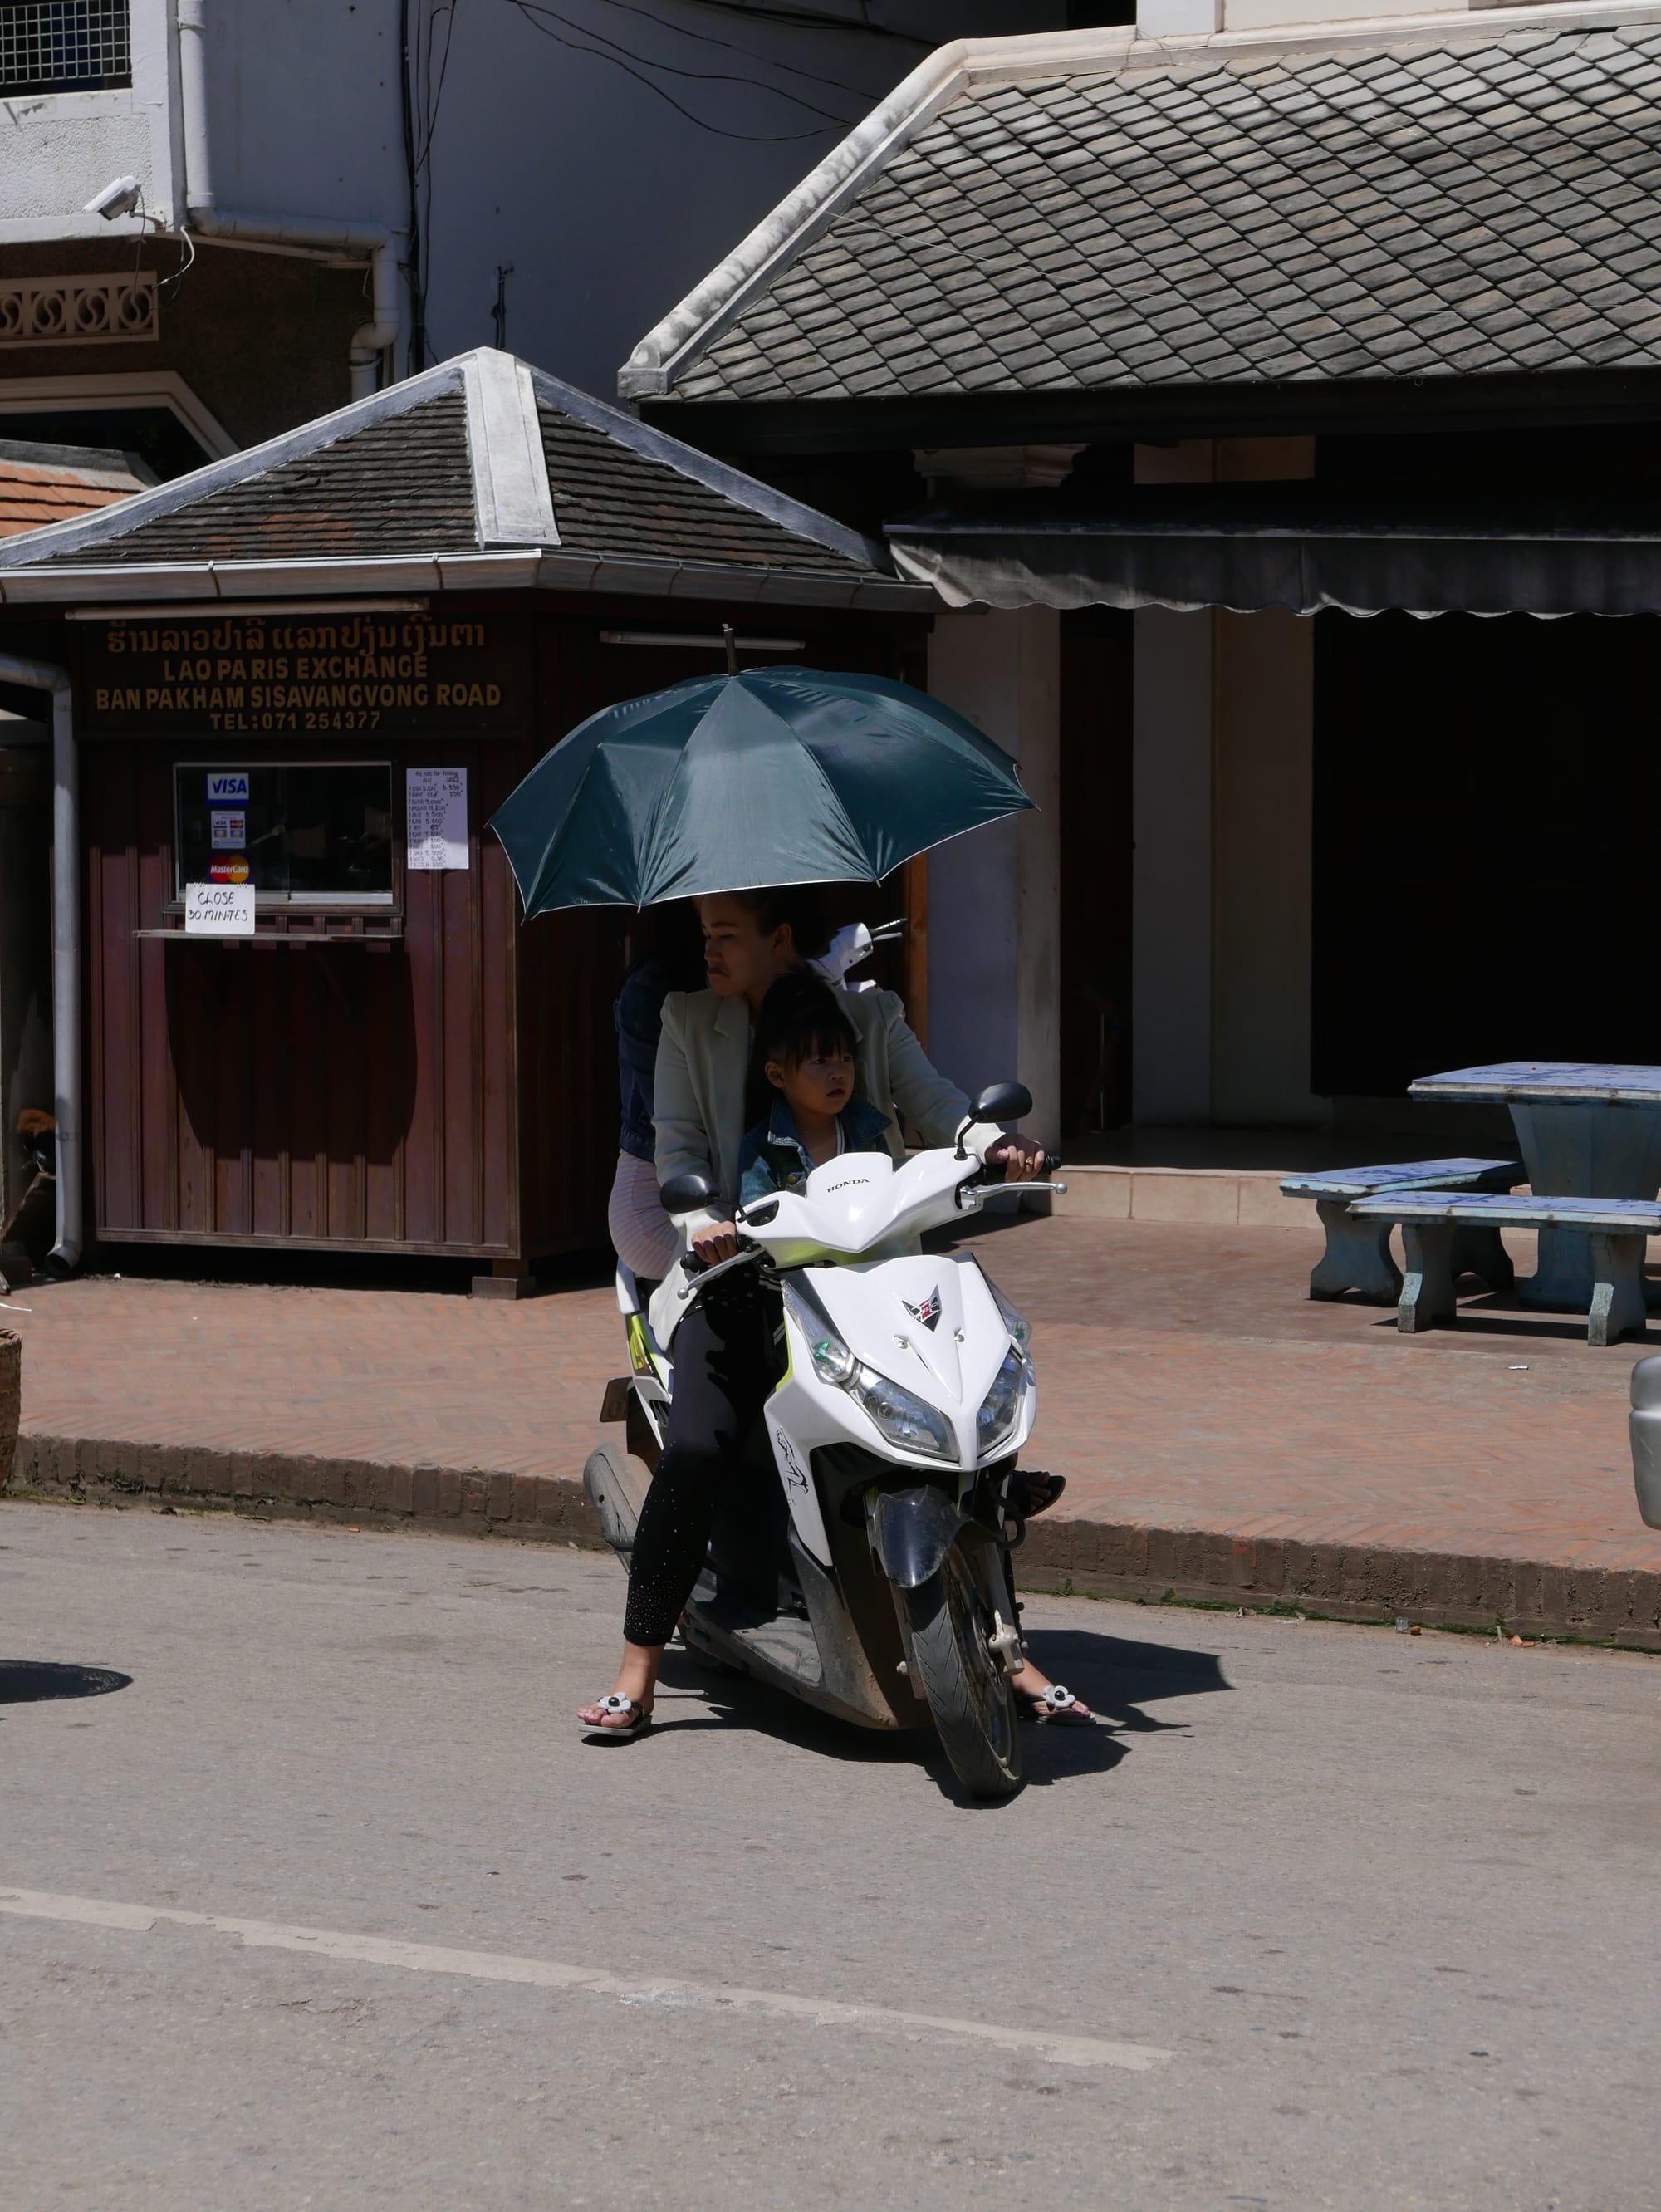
[659,1170,717,1215]
[972,1081,1033,1124]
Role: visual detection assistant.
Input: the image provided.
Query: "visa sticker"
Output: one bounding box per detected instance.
[207,771,249,804]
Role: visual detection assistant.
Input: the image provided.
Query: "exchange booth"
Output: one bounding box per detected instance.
[0,351,928,1284]
[72,603,925,1287]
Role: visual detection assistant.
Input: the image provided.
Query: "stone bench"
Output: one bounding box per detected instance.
[1347,1191,1661,1346]
[1280,1159,1523,1303]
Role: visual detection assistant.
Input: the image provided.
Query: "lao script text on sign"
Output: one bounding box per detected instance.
[81,617,527,734]
[406,767,468,871]
[184,882,256,938]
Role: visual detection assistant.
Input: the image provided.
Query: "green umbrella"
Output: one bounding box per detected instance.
[488,665,1032,917]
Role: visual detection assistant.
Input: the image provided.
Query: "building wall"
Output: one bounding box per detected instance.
[203,4,405,228]
[419,2,1062,393]
[0,0,179,240]
[1142,0,1477,34]
[926,605,1062,1147]
[2,2,1061,424]
[1129,436,1326,1129]
[0,236,370,455]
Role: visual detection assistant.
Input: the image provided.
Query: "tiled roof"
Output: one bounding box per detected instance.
[537,402,869,576]
[0,442,147,540]
[0,352,906,600]
[31,399,474,564]
[638,18,1661,404]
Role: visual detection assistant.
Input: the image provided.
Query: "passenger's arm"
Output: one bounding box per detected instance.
[880,994,1004,1163]
[652,995,727,1244]
[882,995,1045,1178]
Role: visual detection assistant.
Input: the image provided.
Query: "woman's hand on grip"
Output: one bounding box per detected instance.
[986,1135,1046,1183]
[690,1219,739,1267]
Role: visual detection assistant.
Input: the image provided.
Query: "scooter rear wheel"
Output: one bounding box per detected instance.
[904,1539,1022,1799]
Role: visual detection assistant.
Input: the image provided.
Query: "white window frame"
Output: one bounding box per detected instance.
[0,370,236,459]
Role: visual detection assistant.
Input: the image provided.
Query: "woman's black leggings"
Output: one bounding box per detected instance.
[622,1278,780,1648]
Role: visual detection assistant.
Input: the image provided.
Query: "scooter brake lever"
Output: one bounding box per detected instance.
[678,1244,763,1302]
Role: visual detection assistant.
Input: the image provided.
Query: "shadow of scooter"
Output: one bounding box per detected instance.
[650,1621,1230,1805]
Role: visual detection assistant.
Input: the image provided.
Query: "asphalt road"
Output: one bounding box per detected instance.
[2,1501,1658,2211]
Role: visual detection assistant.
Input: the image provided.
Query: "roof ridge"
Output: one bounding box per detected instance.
[0,357,471,572]
[615,1,1661,405]
[465,351,560,548]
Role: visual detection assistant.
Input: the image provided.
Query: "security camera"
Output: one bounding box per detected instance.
[84,175,143,221]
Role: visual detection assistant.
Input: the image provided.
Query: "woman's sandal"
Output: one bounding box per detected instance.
[1022,1685,1094,1726]
[577,1693,654,1741]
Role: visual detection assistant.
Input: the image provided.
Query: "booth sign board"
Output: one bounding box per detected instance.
[79,616,529,734]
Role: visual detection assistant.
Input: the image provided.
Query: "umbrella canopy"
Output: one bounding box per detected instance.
[489,665,1032,918]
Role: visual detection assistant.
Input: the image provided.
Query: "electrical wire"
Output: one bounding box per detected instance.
[509,0,859,123]
[160,223,196,301]
[399,0,425,368]
[405,0,463,369]
[418,0,463,176]
[501,0,850,138]
[661,0,927,39]
[586,0,889,101]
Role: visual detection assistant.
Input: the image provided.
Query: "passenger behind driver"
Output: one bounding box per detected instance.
[737,973,891,1206]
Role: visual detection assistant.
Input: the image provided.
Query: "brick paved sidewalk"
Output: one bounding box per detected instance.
[4,1214,1659,1646]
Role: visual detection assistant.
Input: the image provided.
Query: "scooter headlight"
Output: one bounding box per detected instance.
[988,1280,1031,1357]
[782,1283,856,1384]
[780,1282,958,1464]
[847,1366,958,1464]
[976,1344,1026,1459]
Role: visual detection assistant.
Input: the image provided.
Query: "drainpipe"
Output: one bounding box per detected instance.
[176,0,404,396]
[0,653,80,1275]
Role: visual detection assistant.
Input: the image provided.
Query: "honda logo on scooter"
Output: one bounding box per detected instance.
[903,1286,943,1332]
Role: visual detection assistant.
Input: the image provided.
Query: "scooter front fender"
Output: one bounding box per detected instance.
[869,1485,974,1592]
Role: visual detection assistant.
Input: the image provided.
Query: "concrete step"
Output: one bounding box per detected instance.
[1058,1162,1304,1227]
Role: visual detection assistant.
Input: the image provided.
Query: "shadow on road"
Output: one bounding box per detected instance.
[649,1625,1229,1805]
[1022,1626,1230,1734]
[0,1661,133,1704]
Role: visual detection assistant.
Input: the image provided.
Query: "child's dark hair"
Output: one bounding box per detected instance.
[746,973,857,1126]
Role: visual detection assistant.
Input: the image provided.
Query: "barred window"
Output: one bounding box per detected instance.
[0,2,130,96]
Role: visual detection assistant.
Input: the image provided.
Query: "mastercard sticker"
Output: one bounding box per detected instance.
[208,856,250,885]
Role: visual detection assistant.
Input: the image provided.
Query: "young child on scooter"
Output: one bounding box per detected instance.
[737,973,892,1204]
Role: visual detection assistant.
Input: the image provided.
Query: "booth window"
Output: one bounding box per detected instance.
[174,762,394,905]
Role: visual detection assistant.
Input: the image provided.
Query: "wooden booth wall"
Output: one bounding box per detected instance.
[86,734,532,1257]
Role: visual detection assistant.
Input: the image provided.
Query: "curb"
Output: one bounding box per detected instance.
[7,1432,604,1546]
[1017,1516,1661,1652]
[9,1431,1660,1651]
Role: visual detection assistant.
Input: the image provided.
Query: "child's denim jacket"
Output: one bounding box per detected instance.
[737,1092,892,1207]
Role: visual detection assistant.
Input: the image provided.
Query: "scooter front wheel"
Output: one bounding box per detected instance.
[903,1539,1022,1799]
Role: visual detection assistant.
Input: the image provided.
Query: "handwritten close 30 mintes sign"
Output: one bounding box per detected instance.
[184,883,256,938]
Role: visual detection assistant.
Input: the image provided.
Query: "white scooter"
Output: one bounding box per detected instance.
[584,1083,1066,1799]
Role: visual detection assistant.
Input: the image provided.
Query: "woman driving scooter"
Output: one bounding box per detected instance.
[577,885,1093,1739]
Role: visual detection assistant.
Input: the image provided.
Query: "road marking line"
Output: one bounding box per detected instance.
[0,1885,1171,2073]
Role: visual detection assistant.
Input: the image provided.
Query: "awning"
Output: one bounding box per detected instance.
[885,490,1661,618]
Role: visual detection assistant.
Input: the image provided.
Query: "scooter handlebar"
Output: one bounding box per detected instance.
[678,1243,765,1302]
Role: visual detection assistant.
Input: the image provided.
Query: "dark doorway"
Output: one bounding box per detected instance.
[1313,611,1661,1097]
[1060,607,1134,1135]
